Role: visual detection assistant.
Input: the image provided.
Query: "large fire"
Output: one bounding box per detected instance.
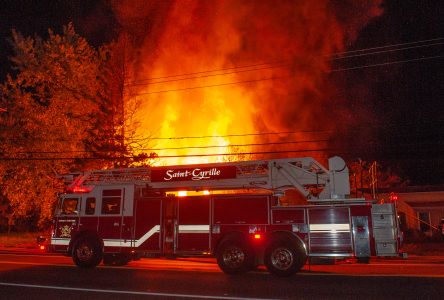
[112,0,383,165]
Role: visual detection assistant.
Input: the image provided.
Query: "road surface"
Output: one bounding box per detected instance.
[0,251,443,299]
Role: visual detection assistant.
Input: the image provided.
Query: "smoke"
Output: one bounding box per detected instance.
[111,0,383,164]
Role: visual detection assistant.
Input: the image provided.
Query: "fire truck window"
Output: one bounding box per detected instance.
[418,212,431,232]
[62,198,78,215]
[101,189,122,214]
[85,197,96,215]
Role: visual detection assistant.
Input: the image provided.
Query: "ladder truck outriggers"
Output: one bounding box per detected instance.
[50,156,402,276]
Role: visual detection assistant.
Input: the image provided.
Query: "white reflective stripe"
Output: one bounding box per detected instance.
[309,223,350,232]
[102,225,160,247]
[51,224,209,249]
[178,225,210,233]
[50,238,69,246]
[51,225,161,248]
[134,225,160,247]
[103,240,134,247]
[103,225,208,248]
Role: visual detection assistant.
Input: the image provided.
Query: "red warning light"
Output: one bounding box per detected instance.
[39,245,45,251]
[254,234,261,239]
[389,192,398,202]
[68,186,91,193]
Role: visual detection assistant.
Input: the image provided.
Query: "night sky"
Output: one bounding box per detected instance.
[0,0,443,185]
[338,0,444,185]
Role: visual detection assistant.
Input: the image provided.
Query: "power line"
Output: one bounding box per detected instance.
[0,129,333,142]
[330,54,444,72]
[332,41,444,60]
[2,115,443,145]
[0,148,339,161]
[146,130,332,140]
[128,53,443,96]
[126,60,292,86]
[143,139,328,151]
[330,37,444,56]
[3,139,330,155]
[125,38,444,87]
[7,137,444,158]
[3,114,443,144]
[131,75,288,96]
[136,119,444,141]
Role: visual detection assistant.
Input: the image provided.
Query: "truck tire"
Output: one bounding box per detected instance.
[216,239,254,274]
[264,239,306,277]
[72,236,103,268]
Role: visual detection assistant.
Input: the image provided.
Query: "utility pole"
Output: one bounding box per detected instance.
[369,161,378,200]
[120,32,128,151]
[109,32,129,167]
[359,159,364,198]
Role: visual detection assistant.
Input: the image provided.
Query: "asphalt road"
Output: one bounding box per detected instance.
[0,251,443,300]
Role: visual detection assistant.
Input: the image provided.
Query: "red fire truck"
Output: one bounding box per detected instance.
[50,156,402,276]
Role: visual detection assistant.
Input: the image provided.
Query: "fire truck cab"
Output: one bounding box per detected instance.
[51,156,402,276]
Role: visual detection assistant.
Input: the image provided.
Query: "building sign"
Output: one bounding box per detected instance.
[151,166,237,182]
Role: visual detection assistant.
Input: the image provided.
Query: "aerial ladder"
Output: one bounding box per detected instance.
[65,156,352,201]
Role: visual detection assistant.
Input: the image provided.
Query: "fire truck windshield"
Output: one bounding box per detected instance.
[60,197,79,215]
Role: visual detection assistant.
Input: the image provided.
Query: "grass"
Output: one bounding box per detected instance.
[0,231,46,248]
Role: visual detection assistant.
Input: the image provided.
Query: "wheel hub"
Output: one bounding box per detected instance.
[271,247,294,270]
[77,244,93,262]
[223,247,245,268]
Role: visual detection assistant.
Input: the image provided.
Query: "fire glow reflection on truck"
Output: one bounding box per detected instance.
[167,190,212,197]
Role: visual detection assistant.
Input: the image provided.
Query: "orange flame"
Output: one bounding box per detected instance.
[113,0,383,166]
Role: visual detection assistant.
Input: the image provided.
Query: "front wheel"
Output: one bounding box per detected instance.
[216,239,254,274]
[265,239,306,277]
[72,236,103,268]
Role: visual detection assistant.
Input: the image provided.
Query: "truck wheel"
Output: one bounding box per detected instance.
[72,236,103,268]
[265,239,306,277]
[216,239,254,274]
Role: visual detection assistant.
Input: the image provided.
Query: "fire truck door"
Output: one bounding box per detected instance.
[176,196,210,253]
[308,207,353,256]
[162,197,178,255]
[98,188,125,250]
[371,204,399,256]
[54,196,81,250]
[352,216,371,258]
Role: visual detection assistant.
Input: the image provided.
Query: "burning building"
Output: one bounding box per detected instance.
[111,0,383,165]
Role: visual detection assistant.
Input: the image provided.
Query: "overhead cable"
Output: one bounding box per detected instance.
[3,139,330,155]
[125,37,444,87]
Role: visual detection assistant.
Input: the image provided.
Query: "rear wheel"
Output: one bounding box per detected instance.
[72,236,103,268]
[265,239,306,277]
[216,239,254,274]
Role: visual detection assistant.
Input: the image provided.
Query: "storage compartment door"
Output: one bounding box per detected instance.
[177,196,210,253]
